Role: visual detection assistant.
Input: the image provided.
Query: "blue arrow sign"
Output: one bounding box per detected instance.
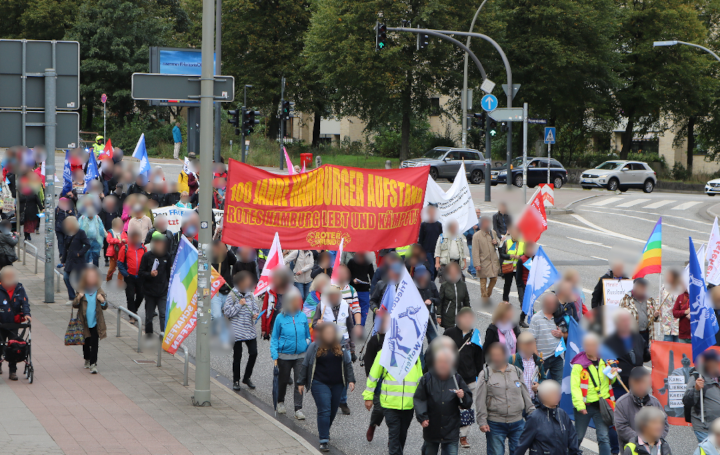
[481,94,498,112]
[544,127,556,144]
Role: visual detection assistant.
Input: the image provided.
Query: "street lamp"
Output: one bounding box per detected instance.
[461,0,490,148]
[653,40,720,63]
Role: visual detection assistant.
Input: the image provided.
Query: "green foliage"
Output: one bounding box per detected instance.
[0,0,77,40]
[670,162,692,181]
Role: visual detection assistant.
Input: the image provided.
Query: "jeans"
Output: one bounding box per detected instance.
[695,430,709,443]
[86,241,101,267]
[385,408,414,455]
[426,251,436,279]
[233,338,257,382]
[124,275,144,314]
[575,402,611,455]
[358,291,370,326]
[340,382,348,405]
[56,231,66,263]
[277,358,304,410]
[63,270,76,300]
[486,419,524,455]
[210,293,230,345]
[294,281,311,301]
[664,335,680,342]
[543,355,564,382]
[422,440,459,455]
[83,326,99,365]
[467,243,475,276]
[311,380,344,443]
[144,294,167,335]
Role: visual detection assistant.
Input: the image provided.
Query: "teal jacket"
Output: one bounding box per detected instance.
[270,310,311,360]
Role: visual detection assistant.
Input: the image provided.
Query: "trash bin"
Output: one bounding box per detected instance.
[300,153,313,168]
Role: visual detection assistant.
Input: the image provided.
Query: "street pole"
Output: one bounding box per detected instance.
[213,0,222,163]
[103,102,106,143]
[462,0,489,148]
[241,85,251,163]
[523,102,528,203]
[279,77,285,170]
[547,142,551,186]
[44,68,56,303]
[485,117,491,202]
[193,0,215,408]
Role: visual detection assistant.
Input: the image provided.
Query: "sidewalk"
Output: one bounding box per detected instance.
[2,261,318,455]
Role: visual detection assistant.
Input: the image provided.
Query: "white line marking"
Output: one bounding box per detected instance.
[671,201,702,210]
[616,199,650,208]
[570,215,645,243]
[584,206,713,225]
[643,200,675,209]
[589,197,624,206]
[582,439,600,453]
[591,256,607,261]
[568,237,612,248]
[579,209,706,234]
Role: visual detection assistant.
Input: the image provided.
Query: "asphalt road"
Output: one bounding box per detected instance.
[29,160,717,455]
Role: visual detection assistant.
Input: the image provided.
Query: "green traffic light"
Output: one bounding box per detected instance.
[490,130,497,136]
[379,43,385,48]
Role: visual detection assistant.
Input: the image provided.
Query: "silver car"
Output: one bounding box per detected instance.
[580,160,657,193]
[400,147,487,184]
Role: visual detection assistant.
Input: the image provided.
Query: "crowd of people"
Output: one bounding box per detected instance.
[3,142,720,455]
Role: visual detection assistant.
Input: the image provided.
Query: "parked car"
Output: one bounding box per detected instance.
[400,147,487,184]
[494,157,568,189]
[705,178,720,196]
[580,160,656,193]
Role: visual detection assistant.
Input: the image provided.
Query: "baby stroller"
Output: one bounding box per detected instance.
[0,322,33,383]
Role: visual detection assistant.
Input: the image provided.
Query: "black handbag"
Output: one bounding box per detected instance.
[587,365,615,426]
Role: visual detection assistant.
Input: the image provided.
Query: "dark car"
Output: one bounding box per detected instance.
[400,147,488,184]
[494,157,568,188]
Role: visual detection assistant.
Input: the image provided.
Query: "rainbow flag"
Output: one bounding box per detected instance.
[633,218,662,279]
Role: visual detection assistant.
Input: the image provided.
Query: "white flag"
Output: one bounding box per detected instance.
[707,218,720,285]
[422,163,478,233]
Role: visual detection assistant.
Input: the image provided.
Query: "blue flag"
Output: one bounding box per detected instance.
[521,246,561,323]
[689,237,719,362]
[560,316,584,420]
[600,344,618,362]
[372,282,395,336]
[61,149,72,195]
[471,328,483,347]
[554,337,566,357]
[132,133,151,184]
[83,148,99,194]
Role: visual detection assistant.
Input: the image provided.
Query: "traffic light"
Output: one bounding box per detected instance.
[501,121,509,133]
[472,112,485,130]
[417,33,429,51]
[488,118,497,136]
[242,108,261,134]
[281,101,295,120]
[376,23,387,51]
[228,108,241,136]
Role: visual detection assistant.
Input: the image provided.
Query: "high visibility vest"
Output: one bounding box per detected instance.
[625,441,665,455]
[503,239,525,266]
[395,245,412,258]
[258,250,268,260]
[362,350,422,410]
[92,143,104,157]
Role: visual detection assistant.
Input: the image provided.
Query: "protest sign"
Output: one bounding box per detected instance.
[602,279,633,334]
[222,160,429,251]
[152,206,194,234]
[650,341,693,426]
[422,163,478,233]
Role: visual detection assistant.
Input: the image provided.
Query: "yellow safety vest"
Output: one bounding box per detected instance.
[503,239,525,265]
[395,245,412,258]
[362,350,422,410]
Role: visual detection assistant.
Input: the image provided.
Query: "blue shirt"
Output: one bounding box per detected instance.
[85,291,98,328]
[173,125,182,143]
[622,335,632,352]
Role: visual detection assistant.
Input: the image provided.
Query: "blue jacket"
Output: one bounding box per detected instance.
[0,283,30,324]
[173,125,182,143]
[514,402,579,455]
[270,310,310,360]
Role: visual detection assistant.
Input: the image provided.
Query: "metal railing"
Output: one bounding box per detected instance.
[116,306,142,352]
[156,332,164,367]
[22,241,38,274]
[155,331,190,387]
[54,269,63,293]
[180,345,189,386]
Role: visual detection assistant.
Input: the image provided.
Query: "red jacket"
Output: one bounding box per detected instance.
[117,242,146,277]
[260,290,278,337]
[672,292,691,339]
[105,230,126,257]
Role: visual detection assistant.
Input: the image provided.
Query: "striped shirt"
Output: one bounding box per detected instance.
[223,289,259,342]
[529,313,562,359]
[341,284,360,315]
[521,356,536,398]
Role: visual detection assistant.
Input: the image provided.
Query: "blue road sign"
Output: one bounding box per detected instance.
[544,127,556,144]
[481,94,498,112]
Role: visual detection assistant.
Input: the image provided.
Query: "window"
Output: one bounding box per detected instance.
[550,160,563,168]
[445,151,459,160]
[622,163,632,171]
[430,97,440,116]
[631,163,646,171]
[461,151,481,161]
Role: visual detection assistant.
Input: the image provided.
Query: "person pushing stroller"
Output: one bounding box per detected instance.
[0,266,31,380]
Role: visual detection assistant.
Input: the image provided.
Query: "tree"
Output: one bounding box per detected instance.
[304,0,478,160]
[0,0,77,41]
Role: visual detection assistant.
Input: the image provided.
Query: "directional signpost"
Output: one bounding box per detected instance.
[488,107,524,122]
[131,73,235,102]
[545,127,557,189]
[481,94,498,112]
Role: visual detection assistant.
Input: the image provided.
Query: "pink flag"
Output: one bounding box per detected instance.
[254,232,286,296]
[330,238,344,285]
[301,161,306,173]
[284,147,295,175]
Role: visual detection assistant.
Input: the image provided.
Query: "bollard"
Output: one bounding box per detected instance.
[181,345,190,386]
[116,306,142,353]
[385,160,392,169]
[156,332,164,367]
[54,269,62,293]
[23,241,38,274]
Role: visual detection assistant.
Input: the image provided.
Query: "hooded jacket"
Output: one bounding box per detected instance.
[270,308,311,360]
[514,401,579,455]
[615,392,669,449]
[414,371,473,443]
[438,279,470,328]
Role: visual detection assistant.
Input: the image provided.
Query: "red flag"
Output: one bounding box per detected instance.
[103,139,113,158]
[517,189,548,242]
[330,238,344,284]
[254,233,286,296]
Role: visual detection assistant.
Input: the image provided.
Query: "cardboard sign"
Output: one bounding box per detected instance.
[650,341,693,426]
[602,279,634,335]
[2,198,15,212]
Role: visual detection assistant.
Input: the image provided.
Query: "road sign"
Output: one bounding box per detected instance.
[0,111,79,148]
[502,83,521,100]
[481,94,498,112]
[544,127,556,144]
[488,107,523,122]
[131,73,235,102]
[480,79,496,94]
[0,40,80,110]
[101,93,107,104]
[528,118,547,124]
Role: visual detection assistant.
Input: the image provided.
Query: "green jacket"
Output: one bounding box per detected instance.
[362,349,422,410]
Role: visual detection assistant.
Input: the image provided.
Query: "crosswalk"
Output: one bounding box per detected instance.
[587,197,703,211]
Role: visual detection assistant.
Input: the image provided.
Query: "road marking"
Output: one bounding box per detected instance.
[570,215,645,243]
[671,201,702,210]
[579,209,706,234]
[568,237,612,249]
[616,199,650,208]
[594,207,713,225]
[582,440,600,453]
[588,197,624,206]
[643,200,675,209]
[591,256,607,261]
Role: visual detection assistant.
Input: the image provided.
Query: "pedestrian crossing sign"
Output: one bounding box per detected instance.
[544,127,556,144]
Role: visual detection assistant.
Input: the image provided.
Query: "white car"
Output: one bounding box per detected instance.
[580,160,657,193]
[706,178,720,196]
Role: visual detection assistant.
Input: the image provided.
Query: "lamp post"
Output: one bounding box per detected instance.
[653,40,720,63]
[461,0,490,148]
